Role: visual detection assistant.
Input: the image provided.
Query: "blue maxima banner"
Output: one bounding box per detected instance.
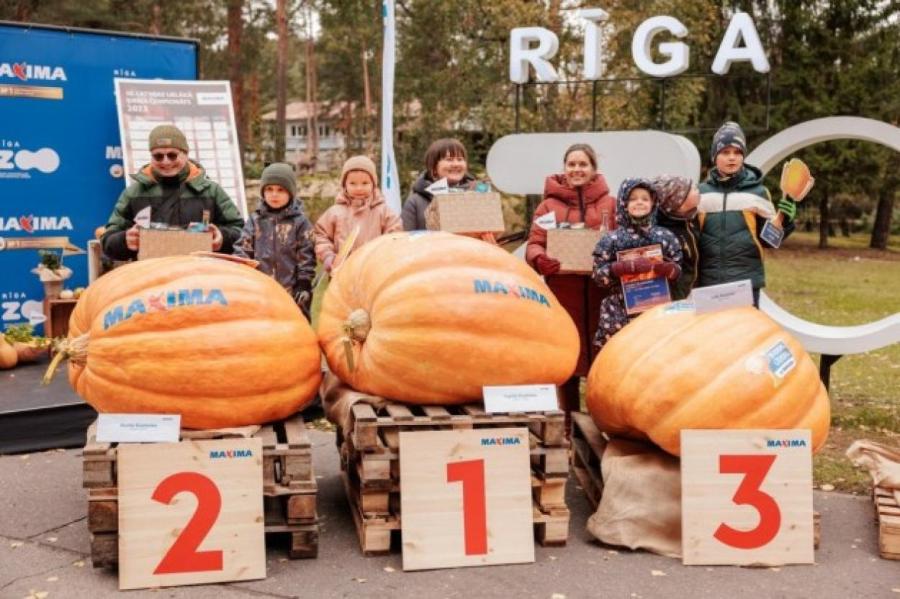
[0,22,196,333]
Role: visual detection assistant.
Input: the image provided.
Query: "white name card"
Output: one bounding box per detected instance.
[691,279,754,314]
[483,384,559,413]
[96,414,181,443]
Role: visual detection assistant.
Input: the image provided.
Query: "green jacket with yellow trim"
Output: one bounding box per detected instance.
[101,161,244,260]
[697,164,794,290]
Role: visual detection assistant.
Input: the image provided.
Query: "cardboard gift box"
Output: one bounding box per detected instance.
[138,228,212,260]
[425,192,505,235]
[546,228,602,274]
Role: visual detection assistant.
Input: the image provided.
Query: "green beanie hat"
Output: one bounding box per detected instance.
[261,162,297,197]
[148,124,189,152]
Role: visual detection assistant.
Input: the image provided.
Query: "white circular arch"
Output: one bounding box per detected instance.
[746,116,900,174]
[746,116,900,355]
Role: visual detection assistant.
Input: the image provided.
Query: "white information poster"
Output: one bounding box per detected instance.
[114,79,247,218]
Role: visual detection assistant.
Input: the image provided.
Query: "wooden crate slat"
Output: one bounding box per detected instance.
[421,405,452,420]
[283,415,312,449]
[384,403,414,420]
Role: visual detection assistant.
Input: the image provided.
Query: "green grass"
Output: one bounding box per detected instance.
[766,232,900,493]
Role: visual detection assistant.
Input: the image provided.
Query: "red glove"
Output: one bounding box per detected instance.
[652,261,681,280]
[534,254,561,276]
[610,257,653,278]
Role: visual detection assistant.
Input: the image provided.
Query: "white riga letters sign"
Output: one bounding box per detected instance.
[510,10,769,83]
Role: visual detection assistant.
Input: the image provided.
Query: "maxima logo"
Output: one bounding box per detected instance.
[0,215,73,233]
[0,62,67,81]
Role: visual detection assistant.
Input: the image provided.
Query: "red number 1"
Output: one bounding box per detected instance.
[152,472,224,575]
[447,459,488,555]
[713,454,781,550]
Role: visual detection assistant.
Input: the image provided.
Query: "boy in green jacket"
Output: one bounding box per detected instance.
[697,122,798,307]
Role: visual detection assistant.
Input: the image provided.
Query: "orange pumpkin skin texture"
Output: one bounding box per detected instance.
[318,232,580,404]
[586,304,830,456]
[66,255,321,428]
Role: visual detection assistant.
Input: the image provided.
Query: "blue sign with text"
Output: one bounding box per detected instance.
[0,23,196,332]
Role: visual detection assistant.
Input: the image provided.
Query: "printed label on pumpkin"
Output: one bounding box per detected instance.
[473,279,551,308]
[102,288,228,331]
[764,341,796,379]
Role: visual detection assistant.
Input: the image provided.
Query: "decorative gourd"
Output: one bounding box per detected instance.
[46,254,321,429]
[14,341,47,363]
[318,231,579,404]
[0,338,17,369]
[586,303,830,456]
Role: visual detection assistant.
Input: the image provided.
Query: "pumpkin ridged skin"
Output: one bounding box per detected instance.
[66,255,321,428]
[586,304,830,456]
[318,232,579,404]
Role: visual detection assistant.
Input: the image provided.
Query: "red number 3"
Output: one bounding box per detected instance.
[714,454,781,549]
[152,472,224,575]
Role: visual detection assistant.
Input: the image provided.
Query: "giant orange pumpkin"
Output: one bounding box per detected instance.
[586,303,830,455]
[317,232,579,404]
[52,254,321,429]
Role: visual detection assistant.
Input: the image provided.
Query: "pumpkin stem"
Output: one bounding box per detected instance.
[342,309,371,342]
[42,333,90,386]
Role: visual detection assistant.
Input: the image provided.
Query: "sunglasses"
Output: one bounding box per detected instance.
[151,151,181,162]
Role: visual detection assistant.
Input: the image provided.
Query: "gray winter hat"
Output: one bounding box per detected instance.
[261,162,297,197]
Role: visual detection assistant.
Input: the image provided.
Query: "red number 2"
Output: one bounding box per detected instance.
[152,472,224,575]
[446,459,488,555]
[713,454,781,550]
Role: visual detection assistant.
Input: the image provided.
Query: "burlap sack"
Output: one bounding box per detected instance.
[847,439,900,504]
[320,370,387,434]
[586,437,682,558]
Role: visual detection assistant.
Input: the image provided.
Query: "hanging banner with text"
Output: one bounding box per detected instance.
[0,23,196,333]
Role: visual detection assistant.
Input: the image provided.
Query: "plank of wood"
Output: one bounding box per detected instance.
[385,403,414,421]
[283,416,311,449]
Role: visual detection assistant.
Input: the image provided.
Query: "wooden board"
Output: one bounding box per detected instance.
[138,228,211,260]
[399,428,535,571]
[546,228,602,275]
[681,429,814,566]
[425,192,505,235]
[117,439,266,589]
[875,486,900,560]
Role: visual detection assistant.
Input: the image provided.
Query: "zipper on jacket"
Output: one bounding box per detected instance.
[720,191,728,282]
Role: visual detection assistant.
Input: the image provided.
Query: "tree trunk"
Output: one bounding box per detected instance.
[839,217,850,237]
[248,72,260,157]
[818,191,829,248]
[15,0,31,21]
[870,186,896,250]
[227,0,244,154]
[361,43,371,138]
[275,0,287,162]
[149,2,162,35]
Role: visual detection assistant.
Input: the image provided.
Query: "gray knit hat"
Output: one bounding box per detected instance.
[261,162,297,197]
[710,121,747,164]
[148,124,189,152]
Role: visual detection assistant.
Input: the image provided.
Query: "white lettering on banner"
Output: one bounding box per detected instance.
[105,146,123,159]
[0,216,73,233]
[509,10,768,82]
[632,16,689,77]
[0,62,67,81]
[509,27,560,83]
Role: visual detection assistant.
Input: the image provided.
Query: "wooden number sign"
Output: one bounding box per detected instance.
[399,428,534,571]
[681,429,814,566]
[117,438,266,590]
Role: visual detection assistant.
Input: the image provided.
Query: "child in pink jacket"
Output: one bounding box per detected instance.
[314,155,402,272]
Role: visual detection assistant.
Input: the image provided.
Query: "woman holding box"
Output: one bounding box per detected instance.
[526,143,616,426]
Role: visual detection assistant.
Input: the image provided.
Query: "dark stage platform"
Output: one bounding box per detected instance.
[0,359,96,454]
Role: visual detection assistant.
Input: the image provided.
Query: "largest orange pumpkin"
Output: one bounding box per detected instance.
[59,254,321,428]
[586,303,830,455]
[317,232,579,404]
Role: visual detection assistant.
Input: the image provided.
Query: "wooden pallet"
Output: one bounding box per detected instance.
[338,400,570,555]
[82,414,319,568]
[875,486,900,560]
[570,412,822,550]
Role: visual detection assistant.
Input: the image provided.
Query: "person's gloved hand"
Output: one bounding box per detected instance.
[777,197,797,220]
[610,257,653,278]
[534,254,561,276]
[652,261,681,280]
